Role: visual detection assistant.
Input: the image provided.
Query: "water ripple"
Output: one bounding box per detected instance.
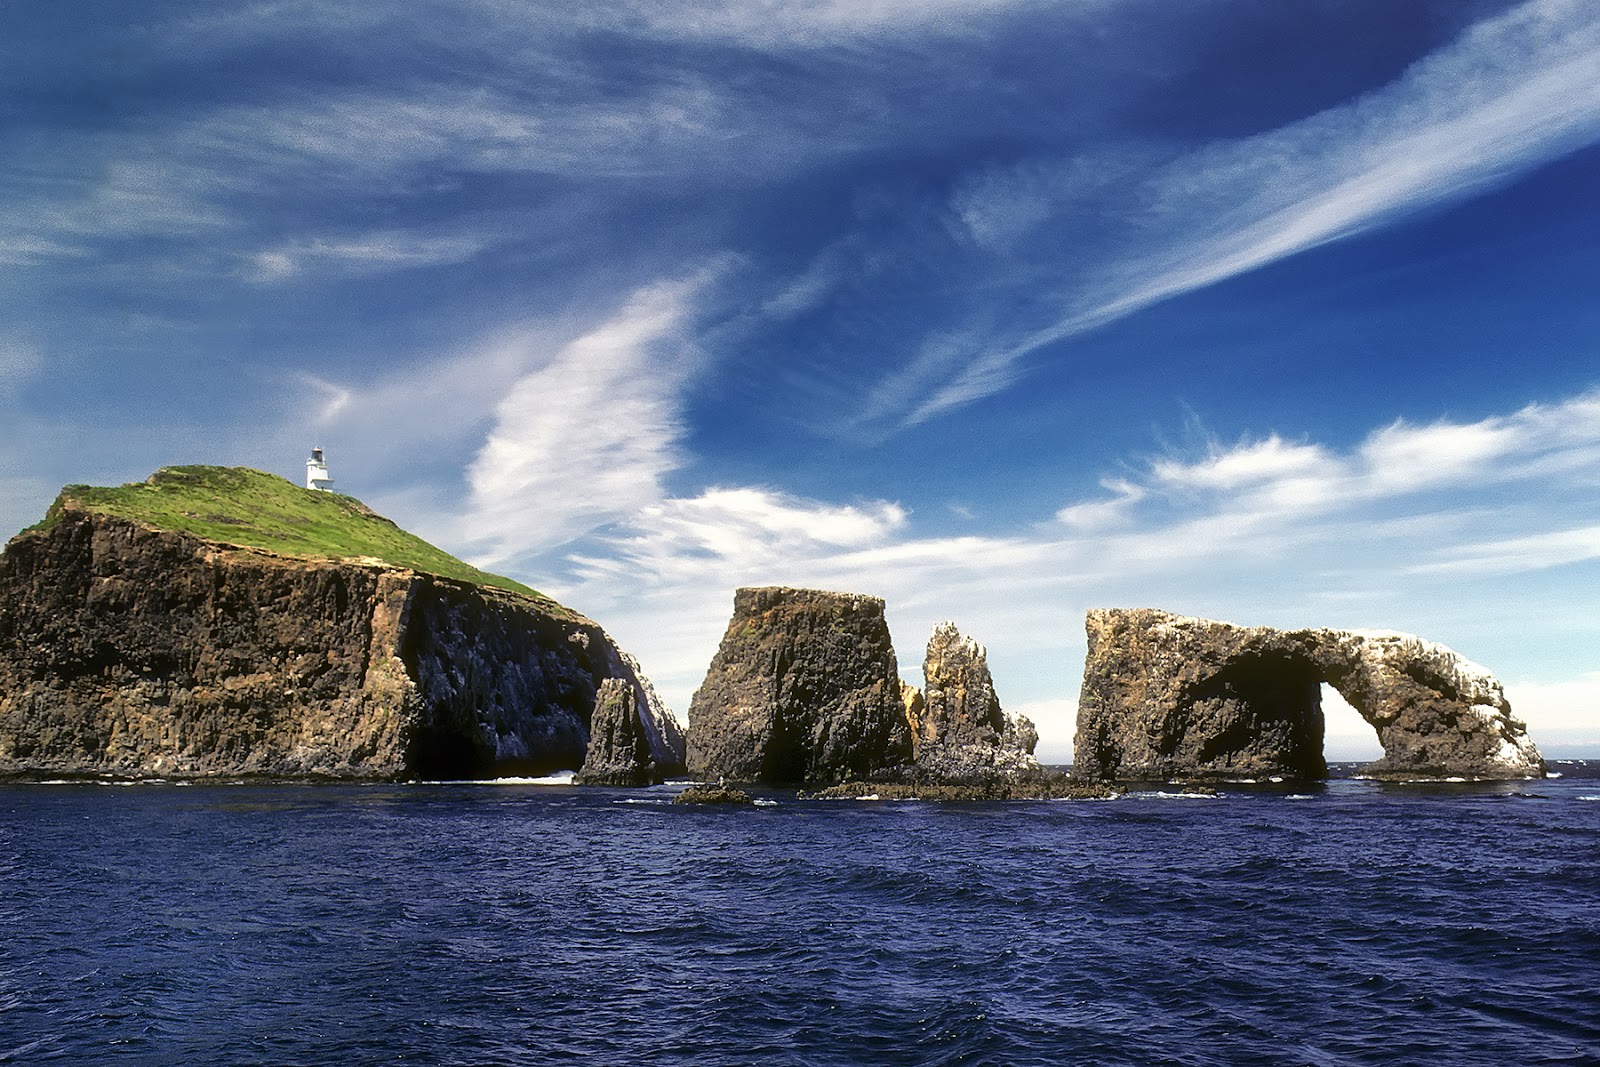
[3,771,1599,1064]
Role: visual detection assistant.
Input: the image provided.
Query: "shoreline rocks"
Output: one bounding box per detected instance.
[904,621,1042,783]
[672,783,755,805]
[575,678,667,786]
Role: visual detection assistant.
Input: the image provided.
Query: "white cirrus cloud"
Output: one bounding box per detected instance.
[890,0,1600,427]
[460,268,726,565]
[245,231,490,282]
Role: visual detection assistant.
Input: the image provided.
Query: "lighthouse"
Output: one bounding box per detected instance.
[306,447,334,492]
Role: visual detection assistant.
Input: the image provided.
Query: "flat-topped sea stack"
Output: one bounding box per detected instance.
[0,466,684,780]
[1074,608,1544,782]
[686,587,912,784]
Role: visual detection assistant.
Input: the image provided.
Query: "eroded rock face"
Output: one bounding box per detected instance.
[686,587,911,784]
[1073,608,1544,782]
[908,622,1041,782]
[575,678,664,786]
[0,509,685,779]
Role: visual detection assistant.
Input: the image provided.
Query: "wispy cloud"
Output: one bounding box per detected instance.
[879,0,1600,427]
[245,230,491,282]
[459,267,726,565]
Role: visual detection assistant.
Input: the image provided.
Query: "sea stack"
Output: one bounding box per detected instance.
[576,678,667,786]
[0,466,685,780]
[686,587,911,784]
[905,622,1041,781]
[1073,607,1544,781]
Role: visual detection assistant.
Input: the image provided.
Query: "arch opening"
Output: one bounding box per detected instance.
[1320,683,1382,764]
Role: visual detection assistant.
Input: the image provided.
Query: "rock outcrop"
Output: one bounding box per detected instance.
[905,622,1042,782]
[686,587,911,784]
[1073,608,1544,782]
[575,678,666,785]
[0,504,685,779]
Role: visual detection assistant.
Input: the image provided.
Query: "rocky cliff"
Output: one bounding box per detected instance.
[1073,608,1544,782]
[686,587,911,784]
[0,469,684,779]
[905,622,1041,782]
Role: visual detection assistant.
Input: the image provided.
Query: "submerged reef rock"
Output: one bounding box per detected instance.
[905,622,1042,782]
[575,678,666,786]
[1073,608,1544,782]
[672,784,755,806]
[686,587,911,785]
[0,468,685,779]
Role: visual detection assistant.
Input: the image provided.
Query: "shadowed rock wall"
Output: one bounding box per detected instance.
[1073,608,1544,782]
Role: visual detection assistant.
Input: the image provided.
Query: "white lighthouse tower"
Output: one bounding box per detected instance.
[305,447,334,492]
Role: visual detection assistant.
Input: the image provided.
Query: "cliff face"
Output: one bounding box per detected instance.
[1073,608,1544,782]
[0,508,684,779]
[686,587,911,784]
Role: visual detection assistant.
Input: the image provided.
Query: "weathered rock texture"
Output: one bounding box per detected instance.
[575,678,665,785]
[1074,608,1544,782]
[686,587,911,784]
[905,622,1041,782]
[0,508,685,779]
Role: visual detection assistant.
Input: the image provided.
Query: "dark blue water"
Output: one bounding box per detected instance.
[4,765,1599,1066]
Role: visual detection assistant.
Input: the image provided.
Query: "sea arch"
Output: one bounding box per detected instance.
[1072,608,1545,781]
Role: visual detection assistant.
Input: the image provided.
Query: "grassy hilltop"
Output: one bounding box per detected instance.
[32,465,539,598]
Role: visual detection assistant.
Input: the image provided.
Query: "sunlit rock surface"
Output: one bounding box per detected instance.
[906,622,1041,782]
[685,587,911,784]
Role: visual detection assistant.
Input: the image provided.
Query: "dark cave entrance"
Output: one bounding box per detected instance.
[404,726,490,781]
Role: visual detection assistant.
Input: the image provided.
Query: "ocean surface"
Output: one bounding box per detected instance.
[4,764,1599,1066]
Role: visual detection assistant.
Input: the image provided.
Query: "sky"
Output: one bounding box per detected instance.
[4,0,1600,761]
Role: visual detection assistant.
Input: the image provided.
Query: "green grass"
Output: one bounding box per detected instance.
[36,465,549,600]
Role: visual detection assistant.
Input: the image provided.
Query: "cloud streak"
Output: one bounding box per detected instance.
[888,0,1600,426]
[460,268,723,565]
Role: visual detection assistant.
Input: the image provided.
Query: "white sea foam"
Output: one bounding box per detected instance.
[1286,794,1315,801]
[754,799,779,807]
[430,772,578,786]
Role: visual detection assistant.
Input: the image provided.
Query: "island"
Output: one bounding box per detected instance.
[0,466,684,780]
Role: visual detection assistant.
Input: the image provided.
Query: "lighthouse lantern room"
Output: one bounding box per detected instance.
[306,448,334,492]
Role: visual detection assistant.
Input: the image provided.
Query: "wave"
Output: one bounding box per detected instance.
[423,772,578,786]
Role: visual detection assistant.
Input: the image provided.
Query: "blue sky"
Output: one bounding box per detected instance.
[4,0,1600,760]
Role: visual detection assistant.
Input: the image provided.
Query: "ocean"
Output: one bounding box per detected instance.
[4,765,1598,1066]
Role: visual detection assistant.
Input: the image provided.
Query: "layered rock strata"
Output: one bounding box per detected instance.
[686,587,911,784]
[1073,608,1544,782]
[0,508,684,779]
[905,622,1041,782]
